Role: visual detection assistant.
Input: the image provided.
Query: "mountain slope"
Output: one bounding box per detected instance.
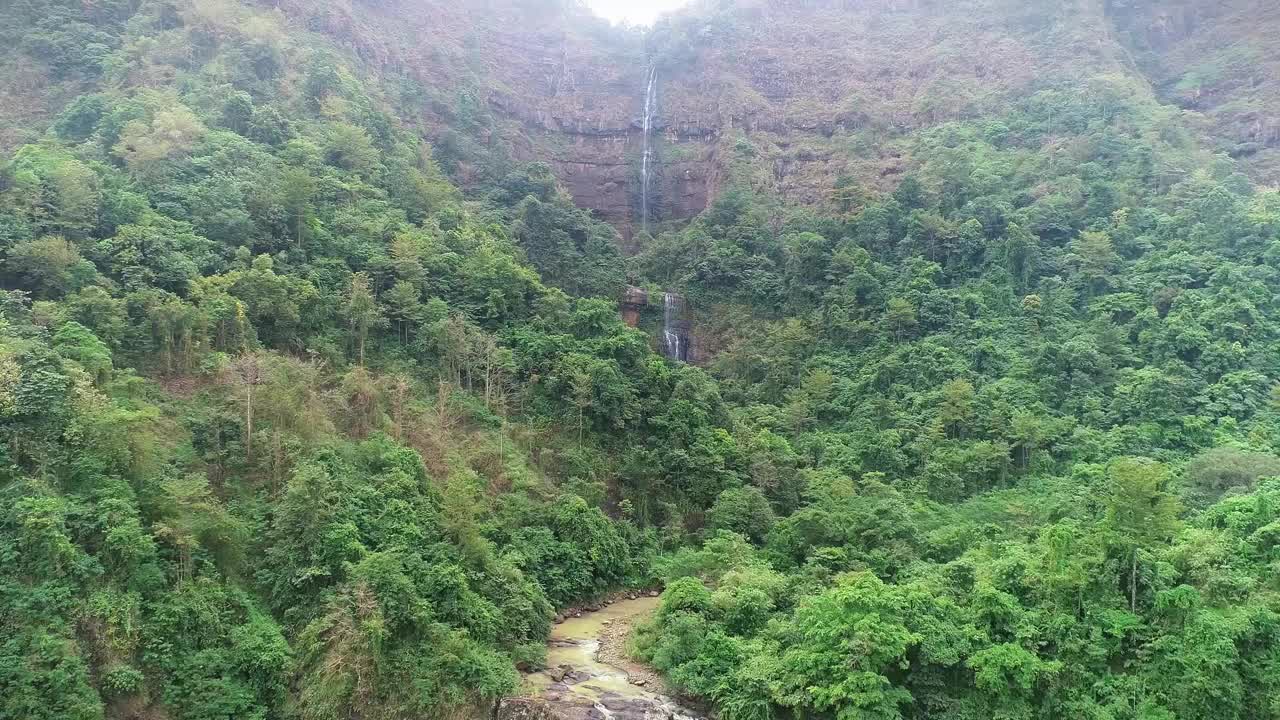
[4,2,1280,720]
[238,0,1278,236]
[3,0,1273,238]
[1109,0,1280,182]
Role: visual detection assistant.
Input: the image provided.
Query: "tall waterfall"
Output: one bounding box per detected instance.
[640,64,657,236]
[662,292,688,362]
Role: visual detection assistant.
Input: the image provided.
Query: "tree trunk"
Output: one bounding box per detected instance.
[1130,550,1138,612]
[245,381,254,462]
[391,379,406,442]
[273,430,283,487]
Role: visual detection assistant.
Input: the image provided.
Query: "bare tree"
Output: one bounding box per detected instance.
[387,374,412,442]
[229,352,265,462]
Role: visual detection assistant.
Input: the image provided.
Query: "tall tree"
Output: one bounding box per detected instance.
[1105,458,1181,611]
[345,272,379,366]
[229,352,265,463]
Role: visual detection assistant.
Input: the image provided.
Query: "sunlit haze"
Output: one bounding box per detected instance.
[585,0,690,25]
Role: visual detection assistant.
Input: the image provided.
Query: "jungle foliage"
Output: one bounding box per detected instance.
[2,1,1280,720]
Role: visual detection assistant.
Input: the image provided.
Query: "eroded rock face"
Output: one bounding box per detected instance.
[620,286,648,327]
[274,0,1272,240]
[285,0,1023,239]
[1106,0,1280,183]
[305,0,717,242]
[490,71,719,245]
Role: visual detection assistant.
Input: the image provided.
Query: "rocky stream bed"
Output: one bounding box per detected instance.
[496,594,703,720]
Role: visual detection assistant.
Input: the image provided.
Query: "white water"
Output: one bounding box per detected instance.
[640,64,657,236]
[522,597,702,720]
[662,292,683,361]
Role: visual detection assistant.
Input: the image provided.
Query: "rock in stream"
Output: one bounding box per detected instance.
[508,596,701,720]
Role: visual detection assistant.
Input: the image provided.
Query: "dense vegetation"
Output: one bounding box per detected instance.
[628,25,1280,720]
[3,1,1280,720]
[0,3,661,719]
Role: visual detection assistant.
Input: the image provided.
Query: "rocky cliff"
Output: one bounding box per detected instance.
[6,0,1274,242]
[271,0,703,244]
[281,0,1275,243]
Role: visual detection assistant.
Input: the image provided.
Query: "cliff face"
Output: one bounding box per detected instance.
[275,0,713,245]
[262,0,1116,240]
[646,0,1121,209]
[290,0,1225,244]
[6,0,1271,243]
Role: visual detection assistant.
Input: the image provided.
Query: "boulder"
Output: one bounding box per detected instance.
[495,698,568,720]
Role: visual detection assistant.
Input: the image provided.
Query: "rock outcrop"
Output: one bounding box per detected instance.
[1107,0,1280,183]
[497,693,696,720]
[620,286,648,328]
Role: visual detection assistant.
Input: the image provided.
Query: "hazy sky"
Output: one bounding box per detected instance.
[585,0,690,25]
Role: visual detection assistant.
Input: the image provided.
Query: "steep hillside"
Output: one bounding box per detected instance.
[2,0,1273,240]
[250,0,1276,239]
[1109,0,1280,182]
[0,3,657,719]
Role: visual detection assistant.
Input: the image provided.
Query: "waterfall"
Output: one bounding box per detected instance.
[640,63,657,236]
[662,292,687,362]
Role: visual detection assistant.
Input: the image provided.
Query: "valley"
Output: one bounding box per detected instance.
[2,2,1280,720]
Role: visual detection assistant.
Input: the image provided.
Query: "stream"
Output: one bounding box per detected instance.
[519,596,703,720]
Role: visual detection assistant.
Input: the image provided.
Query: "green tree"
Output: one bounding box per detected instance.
[5,236,93,297]
[95,215,211,292]
[706,487,776,543]
[885,297,917,341]
[775,573,916,720]
[52,321,112,384]
[344,272,380,366]
[1184,447,1280,502]
[279,168,315,250]
[113,103,206,179]
[938,379,975,439]
[1106,458,1181,611]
